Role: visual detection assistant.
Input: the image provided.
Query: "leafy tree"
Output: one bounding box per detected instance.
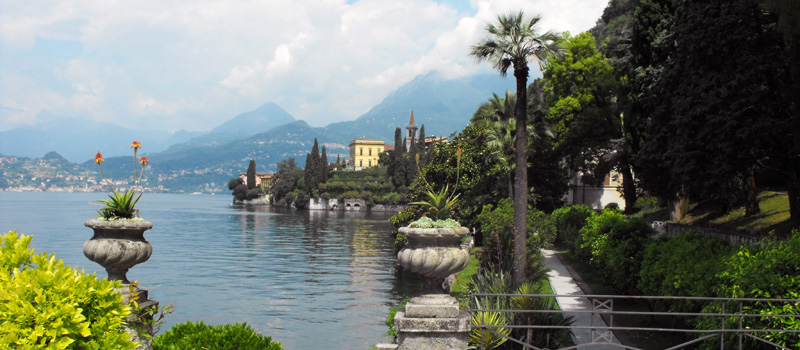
[414,123,507,242]
[543,32,638,211]
[471,12,560,284]
[634,0,791,214]
[228,178,243,191]
[246,159,256,190]
[270,158,303,206]
[752,0,800,220]
[233,184,248,201]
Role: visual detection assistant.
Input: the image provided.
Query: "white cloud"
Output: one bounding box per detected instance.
[0,0,607,132]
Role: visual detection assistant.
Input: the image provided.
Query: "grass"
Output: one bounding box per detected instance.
[450,248,479,297]
[682,191,796,235]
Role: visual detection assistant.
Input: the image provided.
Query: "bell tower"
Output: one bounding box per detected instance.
[405,110,418,152]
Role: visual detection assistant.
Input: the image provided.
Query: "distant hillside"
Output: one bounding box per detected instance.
[161,102,296,153]
[0,152,96,190]
[0,117,177,163]
[2,72,518,193]
[323,72,516,144]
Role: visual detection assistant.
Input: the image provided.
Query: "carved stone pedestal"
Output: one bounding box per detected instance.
[395,309,471,350]
[395,226,471,350]
[119,287,159,350]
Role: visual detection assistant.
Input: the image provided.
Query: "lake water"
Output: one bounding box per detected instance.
[0,192,415,349]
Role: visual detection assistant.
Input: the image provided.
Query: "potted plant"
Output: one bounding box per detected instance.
[83,141,153,285]
[396,151,470,318]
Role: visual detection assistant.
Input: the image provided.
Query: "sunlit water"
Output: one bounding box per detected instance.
[0,192,416,349]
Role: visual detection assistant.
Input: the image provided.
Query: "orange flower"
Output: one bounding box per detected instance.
[94,152,104,164]
[131,141,142,149]
[139,156,149,166]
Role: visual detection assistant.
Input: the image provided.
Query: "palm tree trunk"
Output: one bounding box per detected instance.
[512,64,529,286]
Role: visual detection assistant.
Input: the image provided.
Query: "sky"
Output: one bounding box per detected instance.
[0,0,608,133]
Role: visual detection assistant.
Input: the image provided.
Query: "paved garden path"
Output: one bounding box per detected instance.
[542,249,628,350]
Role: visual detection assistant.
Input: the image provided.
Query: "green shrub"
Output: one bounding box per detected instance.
[389,207,420,252]
[551,204,594,254]
[639,232,731,314]
[476,199,551,280]
[246,188,261,200]
[697,230,800,349]
[579,209,654,295]
[154,321,282,350]
[0,231,136,350]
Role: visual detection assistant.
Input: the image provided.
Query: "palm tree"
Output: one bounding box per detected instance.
[471,11,559,285]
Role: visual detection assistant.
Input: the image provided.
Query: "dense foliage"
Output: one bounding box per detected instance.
[558,206,800,347]
[699,231,800,348]
[578,209,654,295]
[153,321,282,350]
[414,123,507,236]
[476,198,554,282]
[639,232,732,313]
[0,231,135,350]
[552,204,595,254]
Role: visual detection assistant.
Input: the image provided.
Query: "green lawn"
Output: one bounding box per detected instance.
[683,191,796,235]
[450,248,479,297]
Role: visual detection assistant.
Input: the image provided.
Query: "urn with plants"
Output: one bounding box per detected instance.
[83,141,153,285]
[397,152,470,317]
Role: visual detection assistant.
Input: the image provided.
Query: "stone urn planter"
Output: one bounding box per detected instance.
[83,219,153,284]
[390,225,472,350]
[397,226,470,317]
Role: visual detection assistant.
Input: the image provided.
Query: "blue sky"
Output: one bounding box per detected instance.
[0,0,607,133]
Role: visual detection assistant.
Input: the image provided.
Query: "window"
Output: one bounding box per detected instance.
[369,148,372,156]
[368,160,372,167]
[360,148,363,155]
[359,160,362,167]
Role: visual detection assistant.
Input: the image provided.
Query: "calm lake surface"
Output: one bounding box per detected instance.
[0,192,415,349]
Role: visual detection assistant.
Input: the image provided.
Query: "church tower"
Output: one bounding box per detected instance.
[405,110,418,152]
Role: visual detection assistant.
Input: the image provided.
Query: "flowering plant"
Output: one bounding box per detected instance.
[94,141,149,220]
[410,149,461,221]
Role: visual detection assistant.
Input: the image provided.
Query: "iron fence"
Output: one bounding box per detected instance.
[468,293,800,350]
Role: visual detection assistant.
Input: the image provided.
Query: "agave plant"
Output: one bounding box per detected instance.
[97,189,142,219]
[469,297,511,349]
[93,141,149,220]
[466,267,575,349]
[410,185,461,220]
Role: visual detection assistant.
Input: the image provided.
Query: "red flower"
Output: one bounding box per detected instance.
[94,152,104,164]
[131,141,142,149]
[139,156,149,166]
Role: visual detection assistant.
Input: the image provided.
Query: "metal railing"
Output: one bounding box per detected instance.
[468,293,800,350]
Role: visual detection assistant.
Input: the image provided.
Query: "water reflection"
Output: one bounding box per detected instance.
[0,193,412,349]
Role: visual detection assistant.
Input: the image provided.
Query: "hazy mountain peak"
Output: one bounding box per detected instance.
[210,102,296,135]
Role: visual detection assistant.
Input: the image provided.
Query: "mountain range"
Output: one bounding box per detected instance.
[0,72,517,192]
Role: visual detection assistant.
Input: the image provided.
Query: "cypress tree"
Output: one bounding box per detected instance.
[320,145,329,183]
[246,159,256,190]
[393,133,407,188]
[305,138,321,192]
[417,124,427,165]
[418,124,426,153]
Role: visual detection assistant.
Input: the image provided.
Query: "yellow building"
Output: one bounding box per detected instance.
[349,137,385,170]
